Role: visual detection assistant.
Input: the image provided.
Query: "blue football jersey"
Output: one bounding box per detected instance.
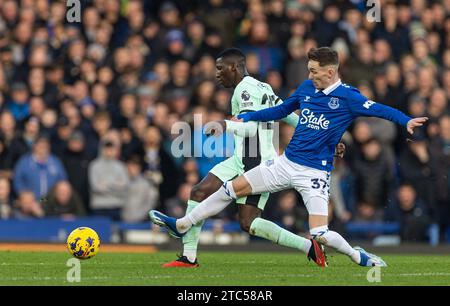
[238,79,411,172]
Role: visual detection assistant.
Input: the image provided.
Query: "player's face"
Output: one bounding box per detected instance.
[307,60,335,90]
[216,57,235,88]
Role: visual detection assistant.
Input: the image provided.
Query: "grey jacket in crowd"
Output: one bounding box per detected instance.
[88,157,129,209]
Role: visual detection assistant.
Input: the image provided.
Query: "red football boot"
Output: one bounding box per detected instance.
[307,239,328,267]
[162,256,199,268]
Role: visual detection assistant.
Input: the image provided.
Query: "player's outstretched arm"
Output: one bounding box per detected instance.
[237,92,299,123]
[204,119,258,137]
[348,93,428,132]
[273,98,299,127]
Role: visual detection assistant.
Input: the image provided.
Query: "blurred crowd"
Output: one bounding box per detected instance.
[0,0,448,242]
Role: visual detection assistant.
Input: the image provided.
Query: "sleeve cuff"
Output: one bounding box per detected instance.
[237,113,250,122]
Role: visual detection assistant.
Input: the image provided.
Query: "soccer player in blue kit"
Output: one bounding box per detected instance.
[151,47,428,267]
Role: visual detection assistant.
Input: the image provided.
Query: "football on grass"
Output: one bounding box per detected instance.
[67,227,100,259]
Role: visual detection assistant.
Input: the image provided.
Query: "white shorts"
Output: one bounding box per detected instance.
[243,154,331,216]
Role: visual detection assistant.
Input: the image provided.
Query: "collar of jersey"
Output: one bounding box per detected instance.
[314,79,342,95]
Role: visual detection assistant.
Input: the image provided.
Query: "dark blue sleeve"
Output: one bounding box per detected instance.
[238,88,300,122]
[348,90,412,126]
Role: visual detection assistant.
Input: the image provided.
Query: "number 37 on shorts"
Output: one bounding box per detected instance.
[310,177,330,196]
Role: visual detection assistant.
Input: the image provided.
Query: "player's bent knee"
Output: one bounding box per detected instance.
[232,176,253,198]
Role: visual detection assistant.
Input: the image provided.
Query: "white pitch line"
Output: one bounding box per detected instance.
[1,272,450,283]
[0,261,165,266]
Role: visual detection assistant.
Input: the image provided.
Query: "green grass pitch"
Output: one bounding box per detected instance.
[0,251,449,285]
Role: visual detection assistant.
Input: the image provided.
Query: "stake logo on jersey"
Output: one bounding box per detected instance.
[300,109,330,130]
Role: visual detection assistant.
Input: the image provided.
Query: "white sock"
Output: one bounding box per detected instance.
[310,225,360,263]
[177,181,236,232]
[182,249,197,263]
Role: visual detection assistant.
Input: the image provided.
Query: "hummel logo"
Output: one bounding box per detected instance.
[223,182,231,197]
[363,100,376,109]
[304,96,311,102]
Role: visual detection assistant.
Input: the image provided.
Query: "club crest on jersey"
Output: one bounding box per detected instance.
[328,97,339,109]
[241,90,250,101]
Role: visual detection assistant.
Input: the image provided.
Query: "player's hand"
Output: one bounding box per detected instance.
[407,117,428,134]
[205,120,226,136]
[334,142,346,158]
[231,116,243,122]
[339,210,352,223]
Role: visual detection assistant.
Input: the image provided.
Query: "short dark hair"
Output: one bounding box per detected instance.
[217,48,246,65]
[127,155,143,166]
[33,134,50,146]
[307,47,339,66]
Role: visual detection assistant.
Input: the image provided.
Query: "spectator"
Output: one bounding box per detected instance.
[427,88,448,122]
[345,43,374,86]
[121,156,159,223]
[136,85,158,121]
[13,135,67,201]
[351,137,393,209]
[399,131,437,221]
[61,130,90,210]
[44,181,86,218]
[329,158,353,224]
[8,115,40,166]
[6,82,29,125]
[193,110,233,179]
[285,37,309,91]
[112,93,137,129]
[85,111,111,159]
[199,0,238,48]
[0,111,16,147]
[142,126,181,205]
[354,200,384,222]
[240,19,284,78]
[385,183,430,242]
[161,59,192,100]
[165,182,193,218]
[0,177,12,219]
[191,79,216,108]
[0,134,13,179]
[13,191,44,219]
[268,190,307,234]
[88,139,129,220]
[429,115,450,232]
[346,120,373,164]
